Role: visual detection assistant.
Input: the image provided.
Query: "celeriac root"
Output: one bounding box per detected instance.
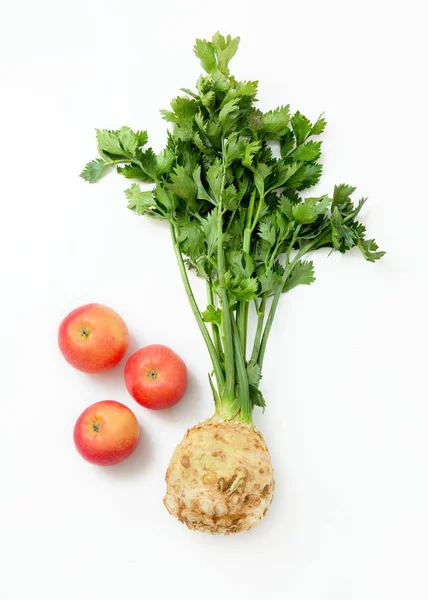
[164,418,274,534]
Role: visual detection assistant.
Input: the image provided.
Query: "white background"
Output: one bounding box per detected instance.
[1,1,427,598]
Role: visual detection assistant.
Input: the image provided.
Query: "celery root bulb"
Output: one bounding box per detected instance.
[164,418,274,534]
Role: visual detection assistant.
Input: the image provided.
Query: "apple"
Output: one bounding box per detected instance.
[73,400,140,466]
[58,303,129,373]
[125,344,187,409]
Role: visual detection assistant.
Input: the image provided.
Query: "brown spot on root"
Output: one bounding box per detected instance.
[244,494,261,507]
[211,450,226,461]
[181,455,190,468]
[262,485,270,497]
[259,468,265,474]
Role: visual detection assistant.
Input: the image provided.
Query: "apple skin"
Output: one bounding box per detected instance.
[58,303,129,373]
[73,400,140,466]
[125,345,187,409]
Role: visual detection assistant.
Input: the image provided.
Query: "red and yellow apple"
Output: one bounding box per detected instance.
[58,303,129,373]
[125,344,187,409]
[73,400,140,465]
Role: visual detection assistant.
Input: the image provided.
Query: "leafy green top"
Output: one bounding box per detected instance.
[81,32,384,423]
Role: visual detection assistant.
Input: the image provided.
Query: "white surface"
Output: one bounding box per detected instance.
[1,1,427,598]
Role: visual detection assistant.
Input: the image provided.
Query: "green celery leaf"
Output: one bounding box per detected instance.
[269,162,300,190]
[194,38,217,74]
[194,258,212,280]
[283,260,315,292]
[262,105,290,138]
[292,195,330,224]
[118,126,138,155]
[280,129,295,158]
[287,163,323,190]
[292,140,322,162]
[207,160,223,203]
[139,148,158,180]
[136,130,148,146]
[233,277,259,301]
[222,80,258,106]
[167,166,198,210]
[202,305,222,326]
[291,111,313,145]
[337,196,367,221]
[193,165,213,203]
[258,218,276,248]
[274,211,293,239]
[258,266,282,294]
[170,96,199,120]
[194,133,216,158]
[247,361,261,387]
[80,159,106,183]
[224,133,246,164]
[201,208,218,256]
[194,112,207,133]
[357,238,386,262]
[211,70,230,92]
[205,120,222,150]
[156,148,175,176]
[219,99,240,134]
[331,207,356,251]
[177,219,205,259]
[201,91,216,110]
[125,184,156,215]
[96,129,124,155]
[228,251,254,278]
[212,32,240,76]
[249,385,266,410]
[310,114,327,136]
[180,88,199,100]
[257,163,272,180]
[279,194,295,220]
[222,185,239,211]
[332,183,357,207]
[242,140,261,168]
[352,221,367,238]
[117,164,153,182]
[248,108,264,133]
[153,186,178,214]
